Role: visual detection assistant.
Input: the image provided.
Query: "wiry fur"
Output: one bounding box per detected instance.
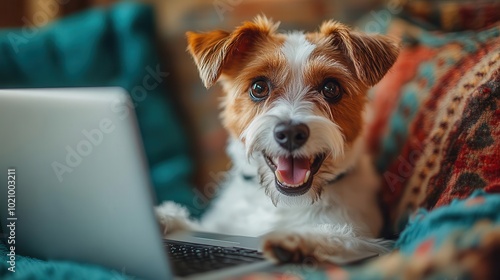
[156,16,399,263]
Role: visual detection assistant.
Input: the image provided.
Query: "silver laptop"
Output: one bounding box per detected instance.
[0,87,274,280]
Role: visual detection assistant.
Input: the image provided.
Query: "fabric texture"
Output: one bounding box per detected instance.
[0,2,196,280]
[236,191,500,280]
[366,16,500,230]
[344,190,500,280]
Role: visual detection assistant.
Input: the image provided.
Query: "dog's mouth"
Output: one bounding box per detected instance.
[264,153,327,196]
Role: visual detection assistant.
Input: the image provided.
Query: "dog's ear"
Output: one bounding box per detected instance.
[319,21,400,87]
[186,16,279,88]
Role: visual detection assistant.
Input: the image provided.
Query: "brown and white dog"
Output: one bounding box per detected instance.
[156,16,399,263]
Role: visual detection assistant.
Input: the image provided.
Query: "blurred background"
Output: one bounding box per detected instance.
[0,0,389,194]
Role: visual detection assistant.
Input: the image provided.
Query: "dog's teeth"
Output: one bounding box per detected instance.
[303,170,311,184]
[276,170,311,187]
[275,171,284,183]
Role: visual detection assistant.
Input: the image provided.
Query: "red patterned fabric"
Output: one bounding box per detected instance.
[367,19,500,229]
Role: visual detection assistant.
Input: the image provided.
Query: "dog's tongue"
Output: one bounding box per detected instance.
[276,156,310,186]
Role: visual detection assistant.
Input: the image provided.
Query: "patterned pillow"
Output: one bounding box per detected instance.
[366,16,500,232]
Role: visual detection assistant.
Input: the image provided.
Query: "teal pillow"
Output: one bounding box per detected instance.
[0,2,199,213]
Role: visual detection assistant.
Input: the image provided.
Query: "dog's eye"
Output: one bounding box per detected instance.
[321,79,342,103]
[249,79,270,101]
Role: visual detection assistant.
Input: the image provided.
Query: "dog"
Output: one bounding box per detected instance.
[156,16,400,263]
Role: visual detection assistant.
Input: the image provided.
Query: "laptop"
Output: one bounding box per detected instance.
[0,87,376,279]
[0,87,275,280]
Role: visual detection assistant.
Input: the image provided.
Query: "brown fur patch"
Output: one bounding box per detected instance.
[218,33,286,140]
[186,16,280,88]
[314,20,400,87]
[302,50,369,144]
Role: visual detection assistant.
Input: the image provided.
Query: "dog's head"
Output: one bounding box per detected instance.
[186,16,399,206]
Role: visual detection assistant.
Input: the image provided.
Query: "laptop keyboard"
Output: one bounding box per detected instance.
[164,239,266,277]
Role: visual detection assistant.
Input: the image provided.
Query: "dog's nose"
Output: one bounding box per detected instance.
[273,122,309,151]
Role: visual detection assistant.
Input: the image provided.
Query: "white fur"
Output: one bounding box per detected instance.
[157,31,391,262]
[241,98,347,206]
[156,136,390,259]
[282,32,315,84]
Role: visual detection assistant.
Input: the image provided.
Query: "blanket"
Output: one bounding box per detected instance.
[237,191,500,279]
[365,8,500,234]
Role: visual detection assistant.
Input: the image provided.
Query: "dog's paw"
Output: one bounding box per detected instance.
[262,231,324,263]
[262,227,393,264]
[155,201,194,236]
